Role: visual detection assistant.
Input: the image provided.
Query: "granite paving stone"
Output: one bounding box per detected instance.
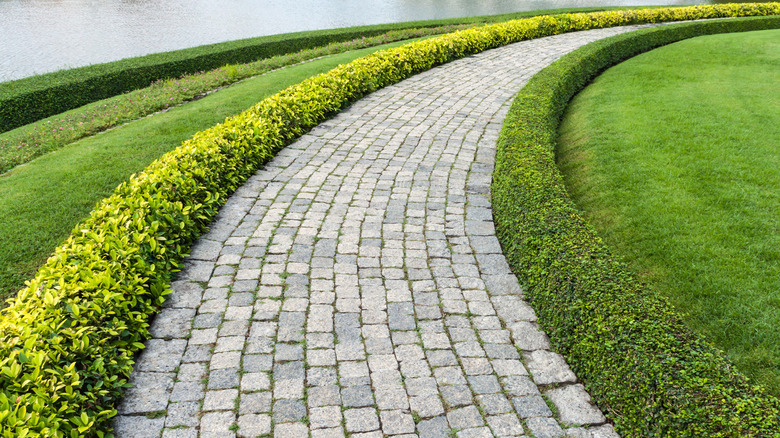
[117,372,174,414]
[113,416,165,438]
[524,350,578,386]
[546,384,607,426]
[111,25,672,437]
[486,413,525,436]
[133,339,187,373]
[237,413,271,436]
[526,417,566,438]
[417,416,451,438]
[513,395,554,418]
[345,407,381,433]
[165,402,200,428]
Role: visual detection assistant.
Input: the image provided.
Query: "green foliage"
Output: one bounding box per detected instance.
[492,15,780,438]
[2,4,780,436]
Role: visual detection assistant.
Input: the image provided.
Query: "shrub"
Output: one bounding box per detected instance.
[493,15,780,438]
[1,4,779,436]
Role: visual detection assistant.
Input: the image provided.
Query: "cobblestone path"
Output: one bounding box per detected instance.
[113,25,658,438]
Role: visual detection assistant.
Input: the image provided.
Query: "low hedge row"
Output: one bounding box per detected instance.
[0,25,475,176]
[0,23,420,134]
[1,4,779,436]
[493,16,780,437]
[0,6,620,135]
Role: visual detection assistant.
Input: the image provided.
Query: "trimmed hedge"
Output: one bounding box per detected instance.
[493,16,780,438]
[0,24,424,134]
[0,6,622,134]
[1,4,779,436]
[0,25,475,176]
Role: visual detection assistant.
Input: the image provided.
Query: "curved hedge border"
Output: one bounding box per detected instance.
[0,6,620,134]
[0,23,427,134]
[1,4,779,436]
[493,16,780,437]
[0,25,474,176]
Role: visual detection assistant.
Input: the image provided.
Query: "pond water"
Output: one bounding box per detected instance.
[0,0,723,82]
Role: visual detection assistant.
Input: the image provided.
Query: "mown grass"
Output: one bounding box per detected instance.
[0,38,428,302]
[557,29,780,395]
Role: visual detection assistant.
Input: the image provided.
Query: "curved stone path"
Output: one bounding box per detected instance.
[113,25,661,438]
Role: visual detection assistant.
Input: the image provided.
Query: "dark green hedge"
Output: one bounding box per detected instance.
[493,16,780,437]
[0,25,416,134]
[0,6,620,134]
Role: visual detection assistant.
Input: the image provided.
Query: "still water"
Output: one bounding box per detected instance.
[1,0,714,83]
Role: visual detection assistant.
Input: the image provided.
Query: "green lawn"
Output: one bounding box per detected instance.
[557,29,780,395]
[0,38,426,302]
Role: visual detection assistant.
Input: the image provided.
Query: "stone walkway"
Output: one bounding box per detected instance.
[113,25,658,438]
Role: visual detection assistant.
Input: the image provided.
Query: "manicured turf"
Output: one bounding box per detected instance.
[0,38,426,302]
[557,29,780,395]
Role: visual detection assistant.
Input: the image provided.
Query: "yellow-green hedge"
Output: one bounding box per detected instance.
[1,4,778,436]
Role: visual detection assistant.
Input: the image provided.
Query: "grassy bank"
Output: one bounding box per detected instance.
[0,37,430,302]
[0,26,471,175]
[557,29,780,394]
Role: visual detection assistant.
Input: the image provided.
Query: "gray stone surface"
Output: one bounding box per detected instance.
[199,411,235,434]
[273,399,306,423]
[237,413,271,437]
[486,413,525,436]
[418,416,451,438]
[448,406,485,430]
[113,416,165,438]
[546,384,607,426]
[568,424,620,438]
[108,24,673,437]
[344,407,380,433]
[509,321,552,351]
[524,350,578,385]
[134,339,187,373]
[513,395,553,418]
[527,417,565,438]
[380,410,416,435]
[310,405,342,429]
[592,424,621,438]
[117,372,174,414]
